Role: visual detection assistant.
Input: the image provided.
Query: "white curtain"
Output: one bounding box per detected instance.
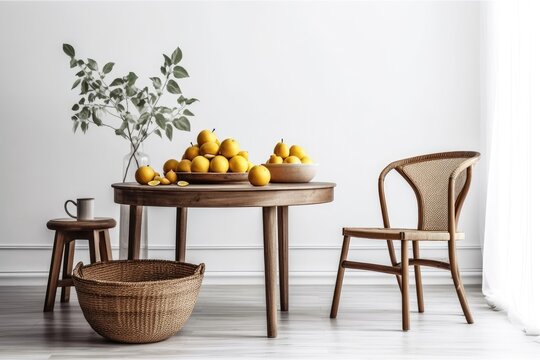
[483,0,540,338]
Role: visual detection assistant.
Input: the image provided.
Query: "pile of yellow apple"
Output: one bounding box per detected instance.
[173,129,254,174]
[267,140,313,164]
[134,129,271,187]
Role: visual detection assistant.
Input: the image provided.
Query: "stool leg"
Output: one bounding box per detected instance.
[88,231,101,263]
[99,230,113,262]
[60,237,75,303]
[44,231,65,312]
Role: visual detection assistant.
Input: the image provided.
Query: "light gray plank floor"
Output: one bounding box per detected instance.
[0,284,538,359]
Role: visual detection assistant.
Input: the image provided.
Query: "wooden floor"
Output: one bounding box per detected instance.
[0,284,538,359]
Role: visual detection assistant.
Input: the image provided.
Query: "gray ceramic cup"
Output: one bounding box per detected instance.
[64,198,94,220]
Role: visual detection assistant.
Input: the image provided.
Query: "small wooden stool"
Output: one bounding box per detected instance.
[43,217,116,312]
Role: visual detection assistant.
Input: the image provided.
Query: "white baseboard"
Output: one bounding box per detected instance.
[0,243,482,286]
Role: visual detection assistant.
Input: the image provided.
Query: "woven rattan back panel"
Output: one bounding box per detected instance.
[399,157,469,231]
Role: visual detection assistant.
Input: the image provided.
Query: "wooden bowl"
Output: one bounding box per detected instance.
[263,163,318,183]
[175,172,248,184]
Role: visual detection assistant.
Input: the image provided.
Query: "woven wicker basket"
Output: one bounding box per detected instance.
[72,259,205,344]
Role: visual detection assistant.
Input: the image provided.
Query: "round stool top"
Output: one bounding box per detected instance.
[47,217,116,231]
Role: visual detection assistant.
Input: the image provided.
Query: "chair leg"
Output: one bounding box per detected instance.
[330,235,351,318]
[44,231,65,312]
[412,241,424,313]
[88,231,101,263]
[401,240,410,331]
[60,238,75,303]
[449,241,474,324]
[386,240,402,292]
[99,230,113,262]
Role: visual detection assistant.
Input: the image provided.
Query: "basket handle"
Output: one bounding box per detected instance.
[73,261,85,278]
[196,263,205,275]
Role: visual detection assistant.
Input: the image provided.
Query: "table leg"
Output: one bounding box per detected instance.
[263,206,278,338]
[99,230,113,261]
[128,205,143,260]
[60,237,75,303]
[88,231,101,263]
[176,207,188,262]
[278,206,289,312]
[43,231,65,312]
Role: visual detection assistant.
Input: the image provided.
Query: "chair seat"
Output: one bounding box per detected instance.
[342,227,464,241]
[46,217,116,231]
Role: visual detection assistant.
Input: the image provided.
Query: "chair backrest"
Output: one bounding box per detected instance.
[379,151,480,232]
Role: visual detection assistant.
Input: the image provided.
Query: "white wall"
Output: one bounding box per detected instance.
[0,1,486,285]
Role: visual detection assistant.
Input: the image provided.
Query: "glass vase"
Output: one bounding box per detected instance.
[119,143,149,259]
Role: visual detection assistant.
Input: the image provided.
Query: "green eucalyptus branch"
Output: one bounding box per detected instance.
[62,43,198,182]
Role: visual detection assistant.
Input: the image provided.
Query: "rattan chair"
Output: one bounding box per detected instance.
[330,151,480,330]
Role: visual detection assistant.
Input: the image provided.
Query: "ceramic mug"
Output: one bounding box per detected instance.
[64,198,95,220]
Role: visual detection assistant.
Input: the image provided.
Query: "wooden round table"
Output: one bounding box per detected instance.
[112,182,335,338]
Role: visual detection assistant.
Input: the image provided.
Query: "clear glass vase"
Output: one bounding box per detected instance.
[119,143,149,259]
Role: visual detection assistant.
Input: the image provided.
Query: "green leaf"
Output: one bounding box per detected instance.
[102,62,115,74]
[126,85,137,97]
[71,115,78,121]
[87,58,98,71]
[158,106,173,114]
[155,113,167,129]
[125,113,136,123]
[183,109,194,116]
[185,98,199,105]
[138,112,150,124]
[173,66,189,78]
[80,80,89,94]
[71,79,81,90]
[166,124,173,141]
[88,93,95,102]
[71,104,79,111]
[78,98,85,105]
[92,109,102,126]
[81,121,88,133]
[154,129,162,138]
[72,121,79,133]
[150,77,162,89]
[63,44,75,58]
[110,78,124,86]
[163,54,172,66]
[126,72,138,86]
[171,47,182,64]
[69,58,78,68]
[166,79,181,94]
[138,99,146,111]
[110,88,123,98]
[131,98,145,111]
[115,128,127,139]
[79,106,90,119]
[160,66,167,76]
[173,116,190,131]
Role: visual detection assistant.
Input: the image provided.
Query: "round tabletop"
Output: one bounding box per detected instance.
[112,182,336,208]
